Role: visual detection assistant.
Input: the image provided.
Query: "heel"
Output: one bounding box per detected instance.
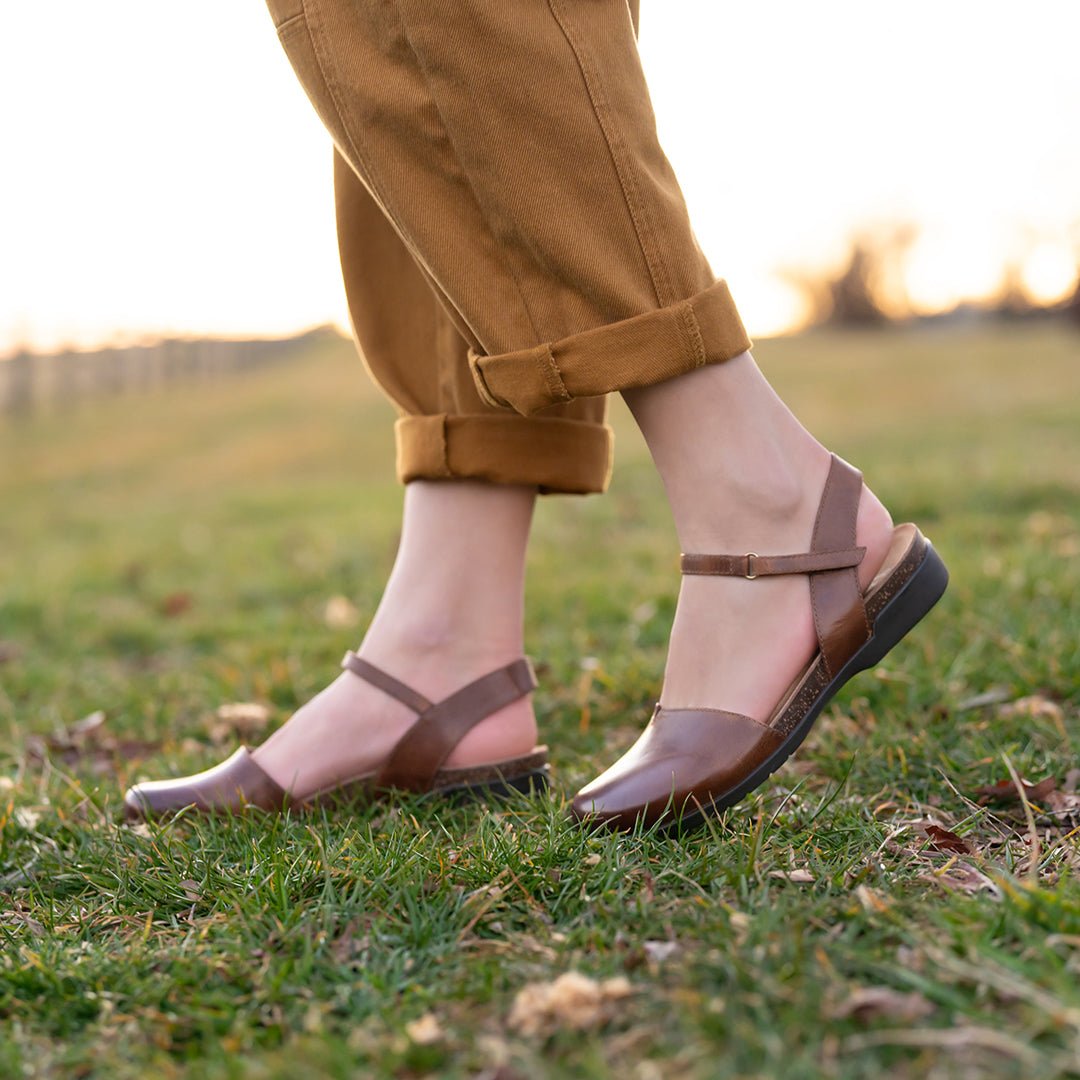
[855,540,949,673]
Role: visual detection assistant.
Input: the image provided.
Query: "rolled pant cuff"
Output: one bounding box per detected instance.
[396,414,613,494]
[467,279,752,416]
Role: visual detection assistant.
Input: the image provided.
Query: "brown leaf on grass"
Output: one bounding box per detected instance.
[506,972,633,1037]
[177,879,200,902]
[25,711,161,774]
[996,695,1064,724]
[642,940,679,965]
[922,824,973,855]
[209,702,272,744]
[0,910,45,937]
[404,1013,444,1046]
[955,688,1012,712]
[1042,787,1080,822]
[159,591,193,617]
[768,868,815,883]
[855,885,890,914]
[328,914,374,965]
[71,711,107,739]
[0,641,23,665]
[920,861,1001,898]
[831,986,935,1024]
[973,775,1056,805]
[323,595,360,629]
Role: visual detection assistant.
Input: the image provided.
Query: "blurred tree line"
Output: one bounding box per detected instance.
[789,225,1080,329]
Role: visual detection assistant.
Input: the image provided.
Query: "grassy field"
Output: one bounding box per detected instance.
[1,322,1078,1078]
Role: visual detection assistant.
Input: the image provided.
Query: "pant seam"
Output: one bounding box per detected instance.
[299,2,409,271]
[303,0,487,351]
[678,302,707,369]
[539,346,573,404]
[545,0,673,308]
[389,3,546,349]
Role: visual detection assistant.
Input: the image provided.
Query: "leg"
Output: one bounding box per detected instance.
[569,354,947,829]
[124,479,544,818]
[252,478,538,794]
[254,0,943,829]
[624,355,896,721]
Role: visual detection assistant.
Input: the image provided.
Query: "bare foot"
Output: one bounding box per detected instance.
[251,638,537,796]
[660,475,896,719]
[251,479,539,797]
[623,352,897,721]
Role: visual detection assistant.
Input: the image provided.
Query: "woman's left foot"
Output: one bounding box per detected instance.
[571,453,948,832]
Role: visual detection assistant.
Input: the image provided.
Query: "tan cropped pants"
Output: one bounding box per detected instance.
[267,0,751,494]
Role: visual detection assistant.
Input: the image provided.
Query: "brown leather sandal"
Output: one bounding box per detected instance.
[123,653,549,820]
[570,454,948,833]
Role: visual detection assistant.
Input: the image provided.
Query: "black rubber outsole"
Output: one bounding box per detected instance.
[657,539,950,837]
[438,766,551,805]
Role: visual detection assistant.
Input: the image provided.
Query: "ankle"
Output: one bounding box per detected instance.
[673,446,832,553]
[360,618,524,670]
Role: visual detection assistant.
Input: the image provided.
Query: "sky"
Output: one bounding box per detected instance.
[2,1,1079,357]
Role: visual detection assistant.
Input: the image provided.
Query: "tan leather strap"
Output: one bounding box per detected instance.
[373,658,538,793]
[340,651,432,714]
[808,455,871,676]
[677,454,871,678]
[680,548,865,578]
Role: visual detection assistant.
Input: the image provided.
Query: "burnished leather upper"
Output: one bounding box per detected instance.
[572,707,783,829]
[124,747,289,819]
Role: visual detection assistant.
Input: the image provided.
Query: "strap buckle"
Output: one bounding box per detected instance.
[743,553,759,579]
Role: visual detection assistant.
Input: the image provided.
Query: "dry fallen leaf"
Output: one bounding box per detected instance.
[507,972,633,1037]
[955,688,1012,712]
[24,710,160,774]
[922,824,973,855]
[159,591,193,617]
[212,702,272,741]
[855,885,890,914]
[996,695,1064,724]
[921,861,1001,898]
[71,711,107,739]
[0,641,23,665]
[177,879,200,902]
[14,808,42,829]
[768,868,815,883]
[974,776,1056,805]
[1,911,45,937]
[323,595,360,628]
[642,940,679,965]
[831,986,935,1024]
[404,1013,444,1045]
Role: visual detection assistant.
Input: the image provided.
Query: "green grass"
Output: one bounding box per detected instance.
[1,322,1078,1078]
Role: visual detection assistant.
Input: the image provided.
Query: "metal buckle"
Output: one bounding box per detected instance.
[744,553,759,579]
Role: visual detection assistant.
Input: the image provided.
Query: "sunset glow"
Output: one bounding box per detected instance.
[2,2,1079,357]
[1021,243,1078,306]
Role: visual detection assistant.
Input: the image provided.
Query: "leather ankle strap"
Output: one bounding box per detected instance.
[341,652,538,792]
[680,548,865,578]
[678,454,872,678]
[341,651,433,714]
